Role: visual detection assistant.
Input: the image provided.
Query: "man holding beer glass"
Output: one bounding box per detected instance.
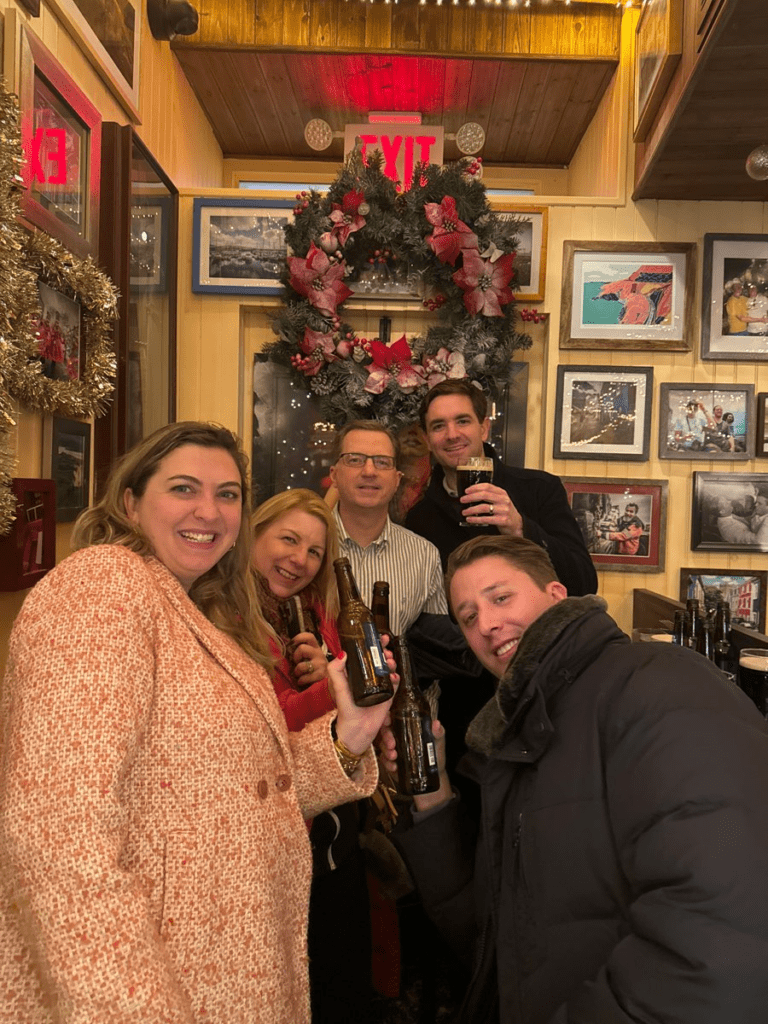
[405,379,597,596]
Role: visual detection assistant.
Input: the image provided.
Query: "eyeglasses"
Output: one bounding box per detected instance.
[337,452,396,471]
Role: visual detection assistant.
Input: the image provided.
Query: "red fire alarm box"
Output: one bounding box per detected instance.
[0,478,56,592]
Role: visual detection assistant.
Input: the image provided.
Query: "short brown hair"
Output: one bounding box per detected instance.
[445,535,560,607]
[419,379,487,431]
[331,419,401,467]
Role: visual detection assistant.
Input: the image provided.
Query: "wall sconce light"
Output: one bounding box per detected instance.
[304,119,345,151]
[148,0,199,41]
[746,145,768,182]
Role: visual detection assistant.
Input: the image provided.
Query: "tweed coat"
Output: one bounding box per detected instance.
[0,546,377,1024]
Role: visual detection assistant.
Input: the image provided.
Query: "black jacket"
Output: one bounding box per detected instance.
[395,597,768,1024]
[404,445,597,596]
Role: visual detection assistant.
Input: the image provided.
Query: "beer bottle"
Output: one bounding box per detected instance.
[714,600,732,672]
[333,558,394,707]
[697,616,715,661]
[685,599,701,650]
[672,609,688,646]
[371,581,391,638]
[390,635,440,796]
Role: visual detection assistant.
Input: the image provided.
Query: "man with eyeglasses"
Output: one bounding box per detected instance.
[329,420,449,635]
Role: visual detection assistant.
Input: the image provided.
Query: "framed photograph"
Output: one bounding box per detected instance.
[35,279,83,383]
[701,233,768,361]
[553,365,653,461]
[658,383,754,461]
[564,478,668,572]
[17,26,102,259]
[192,198,294,295]
[495,206,548,302]
[46,0,140,122]
[679,568,767,633]
[633,0,682,143]
[347,261,424,304]
[0,479,56,592]
[559,241,695,351]
[130,195,171,292]
[757,394,768,457]
[43,416,91,523]
[17,0,41,15]
[692,472,768,553]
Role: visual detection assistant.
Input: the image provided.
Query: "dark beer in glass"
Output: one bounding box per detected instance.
[738,649,768,717]
[456,456,493,526]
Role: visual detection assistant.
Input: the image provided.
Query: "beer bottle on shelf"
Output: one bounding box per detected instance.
[697,616,715,661]
[371,581,391,638]
[685,599,701,649]
[390,635,440,796]
[672,609,688,646]
[714,600,733,672]
[333,558,394,707]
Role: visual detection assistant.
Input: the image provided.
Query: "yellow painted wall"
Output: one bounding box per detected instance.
[0,0,223,670]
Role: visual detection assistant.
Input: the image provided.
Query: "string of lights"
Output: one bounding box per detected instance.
[342,0,641,7]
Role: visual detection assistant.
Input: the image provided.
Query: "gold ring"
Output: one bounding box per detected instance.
[489,503,494,515]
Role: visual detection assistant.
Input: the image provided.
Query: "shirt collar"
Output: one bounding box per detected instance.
[333,505,391,551]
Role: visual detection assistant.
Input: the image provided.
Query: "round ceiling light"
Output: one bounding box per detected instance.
[746,144,768,182]
[455,122,486,155]
[304,119,334,151]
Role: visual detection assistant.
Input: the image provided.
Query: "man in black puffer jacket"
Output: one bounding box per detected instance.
[391,535,768,1024]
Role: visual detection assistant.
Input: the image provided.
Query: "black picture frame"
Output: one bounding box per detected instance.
[757,393,768,458]
[658,382,754,460]
[691,472,768,552]
[44,416,91,523]
[553,365,653,461]
[679,567,767,633]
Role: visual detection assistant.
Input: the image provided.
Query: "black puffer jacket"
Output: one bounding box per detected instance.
[396,597,768,1024]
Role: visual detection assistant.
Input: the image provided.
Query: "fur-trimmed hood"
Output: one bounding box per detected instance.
[465,595,622,758]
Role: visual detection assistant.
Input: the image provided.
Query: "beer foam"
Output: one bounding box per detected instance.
[739,654,768,671]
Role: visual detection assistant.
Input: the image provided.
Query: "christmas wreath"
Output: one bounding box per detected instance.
[267,152,533,430]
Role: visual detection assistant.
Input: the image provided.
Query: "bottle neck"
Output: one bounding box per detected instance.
[334,559,362,605]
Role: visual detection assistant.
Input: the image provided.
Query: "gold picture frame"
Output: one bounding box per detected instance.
[633,0,683,143]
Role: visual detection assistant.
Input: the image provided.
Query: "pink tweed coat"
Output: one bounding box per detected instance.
[0,546,377,1023]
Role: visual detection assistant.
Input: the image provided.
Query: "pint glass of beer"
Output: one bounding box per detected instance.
[456,456,494,527]
[738,648,768,717]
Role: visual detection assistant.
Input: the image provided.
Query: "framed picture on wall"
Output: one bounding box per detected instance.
[559,241,695,351]
[46,0,141,121]
[494,206,548,302]
[757,394,768,457]
[0,478,56,592]
[701,233,768,361]
[564,478,668,572]
[15,26,102,259]
[553,365,653,461]
[43,416,91,523]
[658,383,754,460]
[679,568,767,633]
[633,0,682,143]
[130,195,171,293]
[192,198,294,295]
[691,472,768,552]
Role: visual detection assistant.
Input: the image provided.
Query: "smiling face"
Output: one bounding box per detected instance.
[124,444,243,592]
[252,508,327,600]
[449,555,566,678]
[423,394,490,480]
[330,428,402,512]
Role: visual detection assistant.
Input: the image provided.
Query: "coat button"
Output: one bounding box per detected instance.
[257,780,269,799]
[275,774,291,792]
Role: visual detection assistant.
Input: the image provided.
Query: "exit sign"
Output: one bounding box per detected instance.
[344,123,445,189]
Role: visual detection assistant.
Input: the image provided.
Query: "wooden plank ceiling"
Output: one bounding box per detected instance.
[173,0,621,167]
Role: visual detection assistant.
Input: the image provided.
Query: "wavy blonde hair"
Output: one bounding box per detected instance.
[251,488,340,619]
[72,421,274,669]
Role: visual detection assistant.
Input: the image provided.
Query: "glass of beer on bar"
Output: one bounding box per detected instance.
[738,648,768,718]
[456,456,494,527]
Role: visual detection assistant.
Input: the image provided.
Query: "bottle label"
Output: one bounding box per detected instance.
[362,622,389,677]
[426,742,436,767]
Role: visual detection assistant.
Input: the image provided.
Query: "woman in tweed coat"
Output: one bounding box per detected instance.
[0,422,389,1024]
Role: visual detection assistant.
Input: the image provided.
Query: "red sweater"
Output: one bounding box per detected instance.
[269,600,341,732]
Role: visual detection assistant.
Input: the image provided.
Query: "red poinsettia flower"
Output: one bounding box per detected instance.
[364,335,427,394]
[424,196,477,265]
[288,243,353,314]
[422,347,467,388]
[301,327,338,363]
[452,250,516,317]
[329,190,367,246]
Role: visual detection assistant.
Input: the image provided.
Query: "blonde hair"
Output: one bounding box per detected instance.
[72,421,274,669]
[251,488,340,618]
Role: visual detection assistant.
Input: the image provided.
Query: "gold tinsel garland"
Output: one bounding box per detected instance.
[0,80,32,536]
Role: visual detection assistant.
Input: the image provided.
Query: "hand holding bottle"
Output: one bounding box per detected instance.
[329,652,398,757]
[290,632,327,688]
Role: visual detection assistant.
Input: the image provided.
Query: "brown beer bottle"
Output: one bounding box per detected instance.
[390,635,440,796]
[371,581,391,638]
[333,558,394,707]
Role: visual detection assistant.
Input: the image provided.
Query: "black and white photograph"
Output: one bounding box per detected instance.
[43,416,91,523]
[35,280,82,382]
[692,472,768,552]
[701,233,768,360]
[553,365,653,461]
[679,568,767,633]
[563,478,667,571]
[658,383,753,460]
[192,198,294,295]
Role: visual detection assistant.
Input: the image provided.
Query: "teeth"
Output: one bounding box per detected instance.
[276,567,298,580]
[495,639,518,657]
[180,531,215,543]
